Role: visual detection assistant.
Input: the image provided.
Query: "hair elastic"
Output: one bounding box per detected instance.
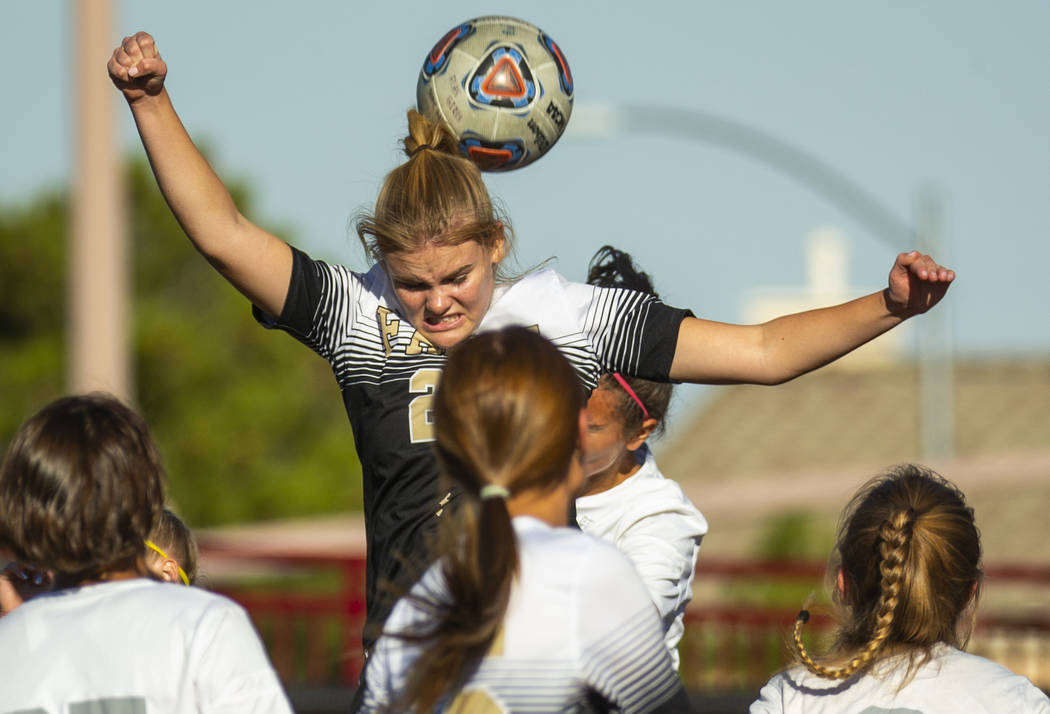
[611,373,649,420]
[410,143,435,157]
[797,609,810,624]
[479,484,511,501]
[145,539,190,586]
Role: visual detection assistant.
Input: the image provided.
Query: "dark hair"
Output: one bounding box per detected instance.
[355,109,514,277]
[398,327,585,711]
[792,464,982,680]
[0,393,165,583]
[149,508,199,585]
[587,245,673,437]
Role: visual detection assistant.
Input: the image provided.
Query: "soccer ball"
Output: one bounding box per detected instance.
[417,16,574,172]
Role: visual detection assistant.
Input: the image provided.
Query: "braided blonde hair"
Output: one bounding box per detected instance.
[792,464,981,681]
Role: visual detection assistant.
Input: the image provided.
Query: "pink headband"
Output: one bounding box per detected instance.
[611,373,649,420]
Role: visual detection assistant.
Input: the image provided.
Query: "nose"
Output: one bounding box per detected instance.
[425,287,451,314]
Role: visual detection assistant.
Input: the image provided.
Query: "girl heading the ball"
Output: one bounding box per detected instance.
[109,31,956,652]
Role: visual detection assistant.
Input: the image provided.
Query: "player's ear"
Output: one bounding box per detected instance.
[489,223,507,265]
[160,559,182,584]
[836,567,848,598]
[625,417,658,451]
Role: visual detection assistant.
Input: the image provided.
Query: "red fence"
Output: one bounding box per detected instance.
[681,558,1050,691]
[200,542,369,685]
[198,543,1050,694]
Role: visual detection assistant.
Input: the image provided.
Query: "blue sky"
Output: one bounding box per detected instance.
[3,1,1049,369]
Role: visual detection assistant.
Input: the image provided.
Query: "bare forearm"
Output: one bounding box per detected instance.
[110,31,292,316]
[751,289,901,383]
[125,90,291,315]
[670,250,953,386]
[670,290,902,385]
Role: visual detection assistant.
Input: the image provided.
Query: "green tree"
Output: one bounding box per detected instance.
[0,157,361,526]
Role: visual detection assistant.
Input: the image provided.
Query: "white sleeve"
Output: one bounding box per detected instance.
[749,673,787,714]
[1019,680,1050,713]
[360,599,422,712]
[361,567,447,712]
[192,600,294,714]
[360,635,396,712]
[616,506,705,633]
[576,541,685,711]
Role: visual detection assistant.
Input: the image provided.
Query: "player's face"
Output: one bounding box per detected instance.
[565,408,589,499]
[385,238,504,350]
[579,384,631,479]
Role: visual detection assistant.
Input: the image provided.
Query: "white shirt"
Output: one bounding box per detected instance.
[363,516,685,712]
[0,578,292,714]
[576,446,708,669]
[750,643,1050,714]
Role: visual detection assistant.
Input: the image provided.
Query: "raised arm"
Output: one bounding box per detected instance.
[669,251,955,384]
[108,31,292,318]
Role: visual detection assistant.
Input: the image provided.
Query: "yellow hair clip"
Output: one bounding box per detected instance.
[145,540,190,586]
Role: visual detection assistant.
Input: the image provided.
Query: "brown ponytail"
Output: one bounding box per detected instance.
[396,327,584,711]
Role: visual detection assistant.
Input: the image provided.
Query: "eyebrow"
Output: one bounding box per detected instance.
[391,263,474,287]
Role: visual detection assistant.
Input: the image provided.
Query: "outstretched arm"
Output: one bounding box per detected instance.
[669,251,955,385]
[108,31,292,318]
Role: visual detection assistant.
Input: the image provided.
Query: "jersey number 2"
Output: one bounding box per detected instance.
[408,368,441,443]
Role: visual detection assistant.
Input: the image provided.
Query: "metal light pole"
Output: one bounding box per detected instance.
[70,0,131,401]
[915,189,955,459]
[569,103,954,459]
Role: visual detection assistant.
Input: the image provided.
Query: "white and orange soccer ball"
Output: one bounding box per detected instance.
[416,15,574,172]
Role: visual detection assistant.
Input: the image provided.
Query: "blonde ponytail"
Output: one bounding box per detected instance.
[792,465,981,682]
[355,110,513,266]
[793,509,914,679]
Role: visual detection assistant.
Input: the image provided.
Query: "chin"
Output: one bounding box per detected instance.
[425,328,469,351]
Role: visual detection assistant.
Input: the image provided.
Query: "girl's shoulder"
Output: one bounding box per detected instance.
[493,267,572,301]
[754,647,1050,713]
[618,454,708,527]
[515,516,633,571]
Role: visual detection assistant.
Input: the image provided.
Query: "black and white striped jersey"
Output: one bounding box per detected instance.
[256,247,690,642]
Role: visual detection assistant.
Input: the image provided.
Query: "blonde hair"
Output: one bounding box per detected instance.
[792,464,982,680]
[396,327,584,711]
[355,110,513,271]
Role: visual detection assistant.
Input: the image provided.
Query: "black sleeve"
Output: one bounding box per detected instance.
[637,302,693,382]
[251,246,324,342]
